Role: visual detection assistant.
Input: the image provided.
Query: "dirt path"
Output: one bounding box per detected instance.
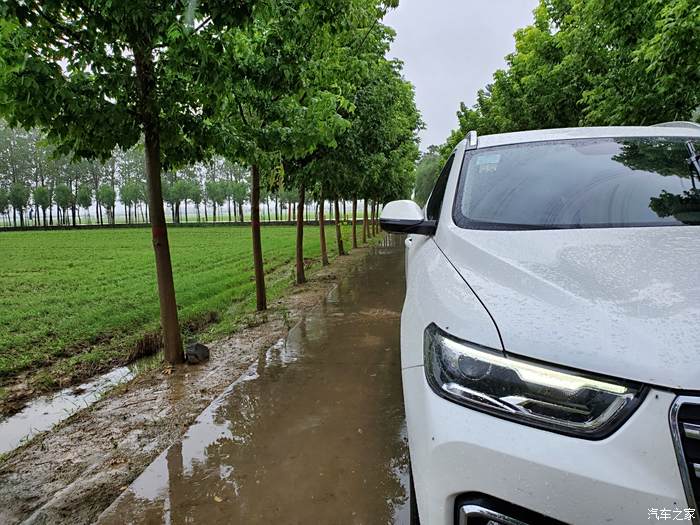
[97,239,408,524]
[0,242,394,525]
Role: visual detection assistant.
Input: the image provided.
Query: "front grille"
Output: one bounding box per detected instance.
[670,397,700,525]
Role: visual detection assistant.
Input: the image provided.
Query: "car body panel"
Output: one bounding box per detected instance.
[402,364,686,525]
[401,235,502,369]
[438,222,700,389]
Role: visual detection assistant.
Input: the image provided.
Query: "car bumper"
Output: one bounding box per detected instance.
[402,365,689,525]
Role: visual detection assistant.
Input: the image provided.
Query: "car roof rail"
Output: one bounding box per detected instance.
[466,130,478,149]
[651,121,700,130]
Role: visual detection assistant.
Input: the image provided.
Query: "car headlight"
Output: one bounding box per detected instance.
[424,324,645,439]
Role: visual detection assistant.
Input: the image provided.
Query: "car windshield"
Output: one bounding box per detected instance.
[454,136,700,229]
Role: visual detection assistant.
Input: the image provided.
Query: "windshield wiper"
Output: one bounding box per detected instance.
[686,141,700,189]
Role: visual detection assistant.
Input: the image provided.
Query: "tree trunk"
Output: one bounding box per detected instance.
[228,198,232,222]
[319,193,329,266]
[134,45,183,365]
[334,199,345,256]
[374,202,379,235]
[351,198,358,249]
[372,201,378,236]
[251,165,266,310]
[266,200,271,223]
[342,200,346,221]
[239,202,244,223]
[367,200,372,237]
[295,183,306,285]
[363,199,368,243]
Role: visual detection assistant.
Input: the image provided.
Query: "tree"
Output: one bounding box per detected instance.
[205,180,227,223]
[54,183,72,225]
[33,185,51,226]
[188,180,203,222]
[306,48,420,260]
[120,181,144,224]
[227,180,247,223]
[215,0,396,301]
[0,187,9,226]
[8,181,30,227]
[413,148,441,206]
[76,185,92,224]
[0,1,256,364]
[439,0,700,157]
[97,184,116,225]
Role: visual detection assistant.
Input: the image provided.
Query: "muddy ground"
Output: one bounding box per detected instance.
[98,239,408,524]
[0,246,375,525]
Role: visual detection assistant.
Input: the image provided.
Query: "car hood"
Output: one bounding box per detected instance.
[439,225,700,389]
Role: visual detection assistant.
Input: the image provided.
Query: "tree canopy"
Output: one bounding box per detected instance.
[438,0,700,160]
[0,0,421,363]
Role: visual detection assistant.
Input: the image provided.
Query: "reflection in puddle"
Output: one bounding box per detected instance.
[0,367,135,455]
[98,236,409,524]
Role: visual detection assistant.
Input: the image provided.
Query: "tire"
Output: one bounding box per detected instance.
[409,462,420,525]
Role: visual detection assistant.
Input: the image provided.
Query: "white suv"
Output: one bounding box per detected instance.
[381,126,700,525]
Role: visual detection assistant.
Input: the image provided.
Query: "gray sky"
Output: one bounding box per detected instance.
[383,0,538,150]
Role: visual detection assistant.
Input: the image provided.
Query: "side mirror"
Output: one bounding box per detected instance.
[379,200,437,236]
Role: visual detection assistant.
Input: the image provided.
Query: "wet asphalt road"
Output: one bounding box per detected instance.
[98,237,409,524]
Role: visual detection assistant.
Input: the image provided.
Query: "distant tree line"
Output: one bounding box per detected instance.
[0,128,329,229]
[415,0,700,195]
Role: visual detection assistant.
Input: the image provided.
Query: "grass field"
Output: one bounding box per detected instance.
[0,224,355,391]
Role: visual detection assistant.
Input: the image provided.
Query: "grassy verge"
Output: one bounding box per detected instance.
[0,224,365,393]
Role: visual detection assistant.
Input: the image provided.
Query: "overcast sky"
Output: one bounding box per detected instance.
[383,0,538,150]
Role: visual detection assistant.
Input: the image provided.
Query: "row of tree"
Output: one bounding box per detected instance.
[415,0,700,195]
[0,0,421,365]
[0,128,351,228]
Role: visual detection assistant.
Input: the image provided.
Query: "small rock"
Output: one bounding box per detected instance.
[185,342,210,364]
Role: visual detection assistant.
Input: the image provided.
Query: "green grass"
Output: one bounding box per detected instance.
[0,224,356,386]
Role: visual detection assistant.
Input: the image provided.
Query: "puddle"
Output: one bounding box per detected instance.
[98,235,410,524]
[0,366,137,455]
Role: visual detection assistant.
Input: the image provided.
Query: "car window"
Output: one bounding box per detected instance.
[426,154,454,221]
[453,137,700,229]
